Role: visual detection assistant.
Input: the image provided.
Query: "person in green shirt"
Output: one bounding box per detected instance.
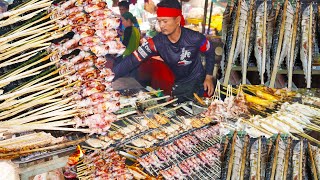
[121,12,140,57]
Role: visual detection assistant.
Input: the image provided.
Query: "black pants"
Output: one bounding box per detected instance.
[172,77,204,103]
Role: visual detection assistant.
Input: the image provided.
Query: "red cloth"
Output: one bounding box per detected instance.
[156,7,185,27]
[130,0,137,5]
[138,58,175,95]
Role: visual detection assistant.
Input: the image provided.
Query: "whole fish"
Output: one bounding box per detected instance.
[250,137,267,180]
[292,140,307,180]
[300,3,316,88]
[221,133,234,180]
[274,138,286,179]
[234,0,249,64]
[282,137,292,180]
[287,0,302,86]
[312,144,320,178]
[270,4,283,79]
[226,132,238,180]
[249,138,259,180]
[221,0,236,77]
[312,4,320,69]
[266,2,280,80]
[231,136,243,180]
[307,142,319,180]
[241,0,256,84]
[254,0,272,84]
[222,0,235,45]
[278,1,294,68]
[239,135,250,180]
[260,137,268,179]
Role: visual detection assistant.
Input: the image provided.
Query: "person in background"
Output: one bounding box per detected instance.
[112,0,215,103]
[121,12,141,57]
[117,1,140,41]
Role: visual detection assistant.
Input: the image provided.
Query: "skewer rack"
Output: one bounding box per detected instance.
[13,146,75,180]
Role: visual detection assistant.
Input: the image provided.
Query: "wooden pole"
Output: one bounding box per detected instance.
[269,0,289,88]
[261,0,267,84]
[288,1,300,90]
[207,0,214,35]
[242,0,254,84]
[202,0,209,34]
[307,4,313,88]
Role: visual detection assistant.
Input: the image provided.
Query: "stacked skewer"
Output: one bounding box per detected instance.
[76,148,133,179]
[221,132,320,179]
[134,124,221,179]
[221,0,320,89]
[0,0,129,135]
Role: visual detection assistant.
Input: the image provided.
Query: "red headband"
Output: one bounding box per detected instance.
[156,7,185,27]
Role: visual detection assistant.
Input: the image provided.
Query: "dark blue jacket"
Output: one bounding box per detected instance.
[113,27,215,84]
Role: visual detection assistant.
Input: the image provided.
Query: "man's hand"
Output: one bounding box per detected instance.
[203,75,214,96]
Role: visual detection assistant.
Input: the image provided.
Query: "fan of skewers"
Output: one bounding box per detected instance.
[0,0,131,136]
[221,132,320,180]
[221,0,320,89]
[75,148,134,179]
[202,81,296,124]
[223,98,320,145]
[96,113,217,150]
[128,124,221,180]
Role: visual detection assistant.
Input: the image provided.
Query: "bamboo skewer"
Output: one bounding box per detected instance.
[11,0,40,11]
[160,104,184,116]
[0,79,65,102]
[288,1,300,90]
[0,71,42,88]
[0,51,41,69]
[0,136,88,157]
[275,116,320,145]
[258,118,298,140]
[0,32,51,53]
[1,120,80,133]
[307,142,319,179]
[223,0,242,85]
[270,0,289,88]
[0,12,52,38]
[261,0,267,84]
[239,135,249,180]
[226,131,237,180]
[25,118,76,126]
[299,141,303,180]
[5,71,73,103]
[0,0,52,20]
[0,32,64,61]
[1,106,78,126]
[0,25,58,49]
[0,89,72,120]
[10,67,64,93]
[0,43,51,62]
[10,98,73,120]
[242,0,254,84]
[0,58,57,87]
[0,8,50,28]
[257,137,261,180]
[282,137,291,179]
[270,134,280,180]
[116,111,137,119]
[0,47,46,66]
[241,119,273,136]
[307,4,313,88]
[145,98,178,111]
[7,106,75,128]
[138,95,170,103]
